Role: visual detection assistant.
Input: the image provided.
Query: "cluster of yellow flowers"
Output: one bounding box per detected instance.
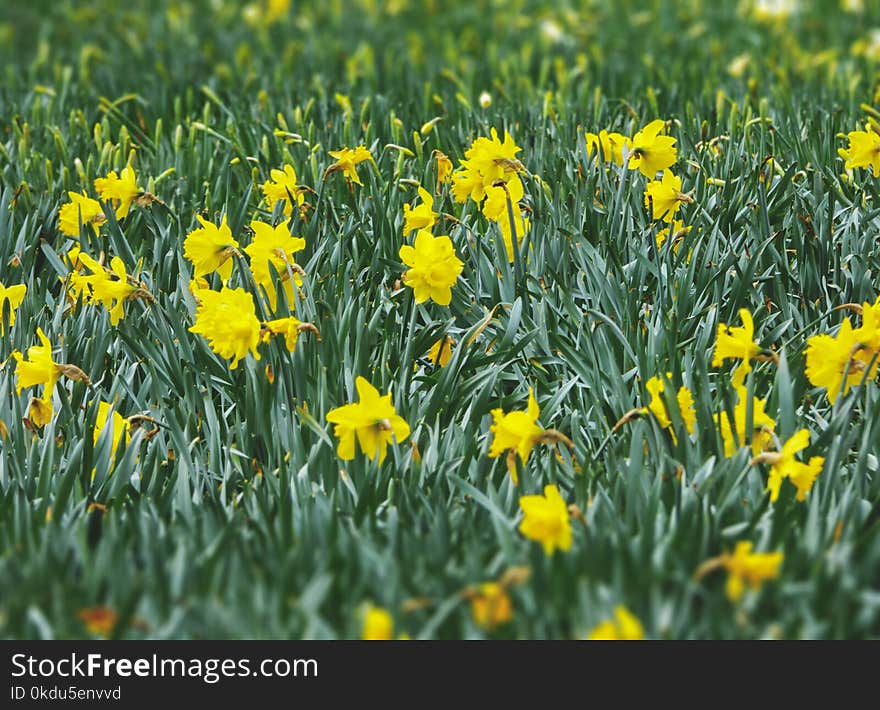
[182,166,322,369]
[7,166,160,436]
[12,112,878,638]
[451,128,530,262]
[65,247,153,326]
[326,131,565,470]
[58,165,143,237]
[361,567,531,639]
[182,148,381,371]
[588,119,692,250]
[399,186,464,306]
[804,297,880,404]
[533,292,867,613]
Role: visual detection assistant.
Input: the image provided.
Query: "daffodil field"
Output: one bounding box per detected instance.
[2,0,880,640]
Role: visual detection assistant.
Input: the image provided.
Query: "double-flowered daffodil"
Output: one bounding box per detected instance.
[326,376,410,464]
[518,484,572,555]
[399,230,464,306]
[449,128,531,263]
[451,128,523,204]
[189,287,261,369]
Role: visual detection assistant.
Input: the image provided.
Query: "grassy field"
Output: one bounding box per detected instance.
[1,0,879,640]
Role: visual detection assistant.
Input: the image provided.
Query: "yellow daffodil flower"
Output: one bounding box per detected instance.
[518,483,572,555]
[489,388,544,466]
[839,127,880,176]
[450,160,486,203]
[262,316,318,353]
[715,369,776,457]
[326,376,410,463]
[426,335,455,367]
[58,192,106,236]
[433,150,453,186]
[93,401,132,475]
[13,328,63,395]
[451,128,524,204]
[189,287,261,369]
[76,254,138,326]
[585,129,631,166]
[399,230,464,306]
[628,119,677,177]
[712,308,762,373]
[13,328,89,400]
[402,186,439,235]
[644,170,689,222]
[721,541,783,602]
[752,429,824,502]
[0,282,27,333]
[261,164,306,217]
[183,215,239,281]
[641,374,696,439]
[326,145,373,185]
[94,166,140,219]
[28,395,54,428]
[656,220,692,251]
[243,219,306,309]
[470,583,513,630]
[587,606,645,640]
[805,308,879,403]
[482,173,524,222]
[465,127,523,186]
[361,605,394,640]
